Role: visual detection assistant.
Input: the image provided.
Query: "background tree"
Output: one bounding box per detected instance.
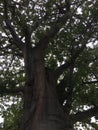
[0,0,98,130]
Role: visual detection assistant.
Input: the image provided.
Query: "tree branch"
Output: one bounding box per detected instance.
[63,63,74,115]
[56,57,75,114]
[70,106,98,123]
[31,0,70,33]
[30,13,49,34]
[35,5,71,53]
[3,0,24,52]
[54,6,97,79]
[5,20,24,52]
[55,43,86,79]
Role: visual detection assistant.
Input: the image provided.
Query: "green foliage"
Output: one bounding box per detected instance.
[0,96,22,130]
[2,99,22,130]
[0,0,98,129]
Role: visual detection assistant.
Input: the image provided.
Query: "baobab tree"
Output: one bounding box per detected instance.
[0,0,98,130]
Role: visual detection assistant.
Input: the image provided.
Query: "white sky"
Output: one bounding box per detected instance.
[0,117,4,123]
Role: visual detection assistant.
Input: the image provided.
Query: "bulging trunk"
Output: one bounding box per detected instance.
[21,48,74,130]
[21,73,66,130]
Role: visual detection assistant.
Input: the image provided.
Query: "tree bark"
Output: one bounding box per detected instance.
[19,45,74,130]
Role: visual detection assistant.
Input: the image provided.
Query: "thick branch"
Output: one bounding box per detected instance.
[63,63,74,115]
[55,43,86,79]
[56,62,75,114]
[70,106,98,123]
[31,0,70,33]
[5,20,24,52]
[35,8,71,53]
[55,11,96,79]
[3,0,24,52]
[56,60,72,79]
[30,13,49,34]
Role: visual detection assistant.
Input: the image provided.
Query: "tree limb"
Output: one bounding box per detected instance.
[3,0,24,52]
[5,20,24,52]
[54,6,97,79]
[55,43,86,79]
[70,106,98,123]
[63,63,75,115]
[31,0,70,33]
[35,6,71,53]
[30,12,49,34]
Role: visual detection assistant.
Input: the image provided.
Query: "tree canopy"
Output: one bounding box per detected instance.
[0,0,98,130]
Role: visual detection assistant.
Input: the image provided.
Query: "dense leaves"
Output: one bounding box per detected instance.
[0,0,98,129]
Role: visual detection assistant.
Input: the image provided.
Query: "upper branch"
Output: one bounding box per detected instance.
[30,13,49,34]
[5,21,24,51]
[3,0,24,52]
[55,43,86,79]
[35,3,71,53]
[70,106,98,123]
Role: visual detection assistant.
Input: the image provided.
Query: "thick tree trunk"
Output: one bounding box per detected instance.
[21,77,66,129]
[20,47,74,130]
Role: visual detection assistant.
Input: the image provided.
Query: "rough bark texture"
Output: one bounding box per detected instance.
[20,47,73,130]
